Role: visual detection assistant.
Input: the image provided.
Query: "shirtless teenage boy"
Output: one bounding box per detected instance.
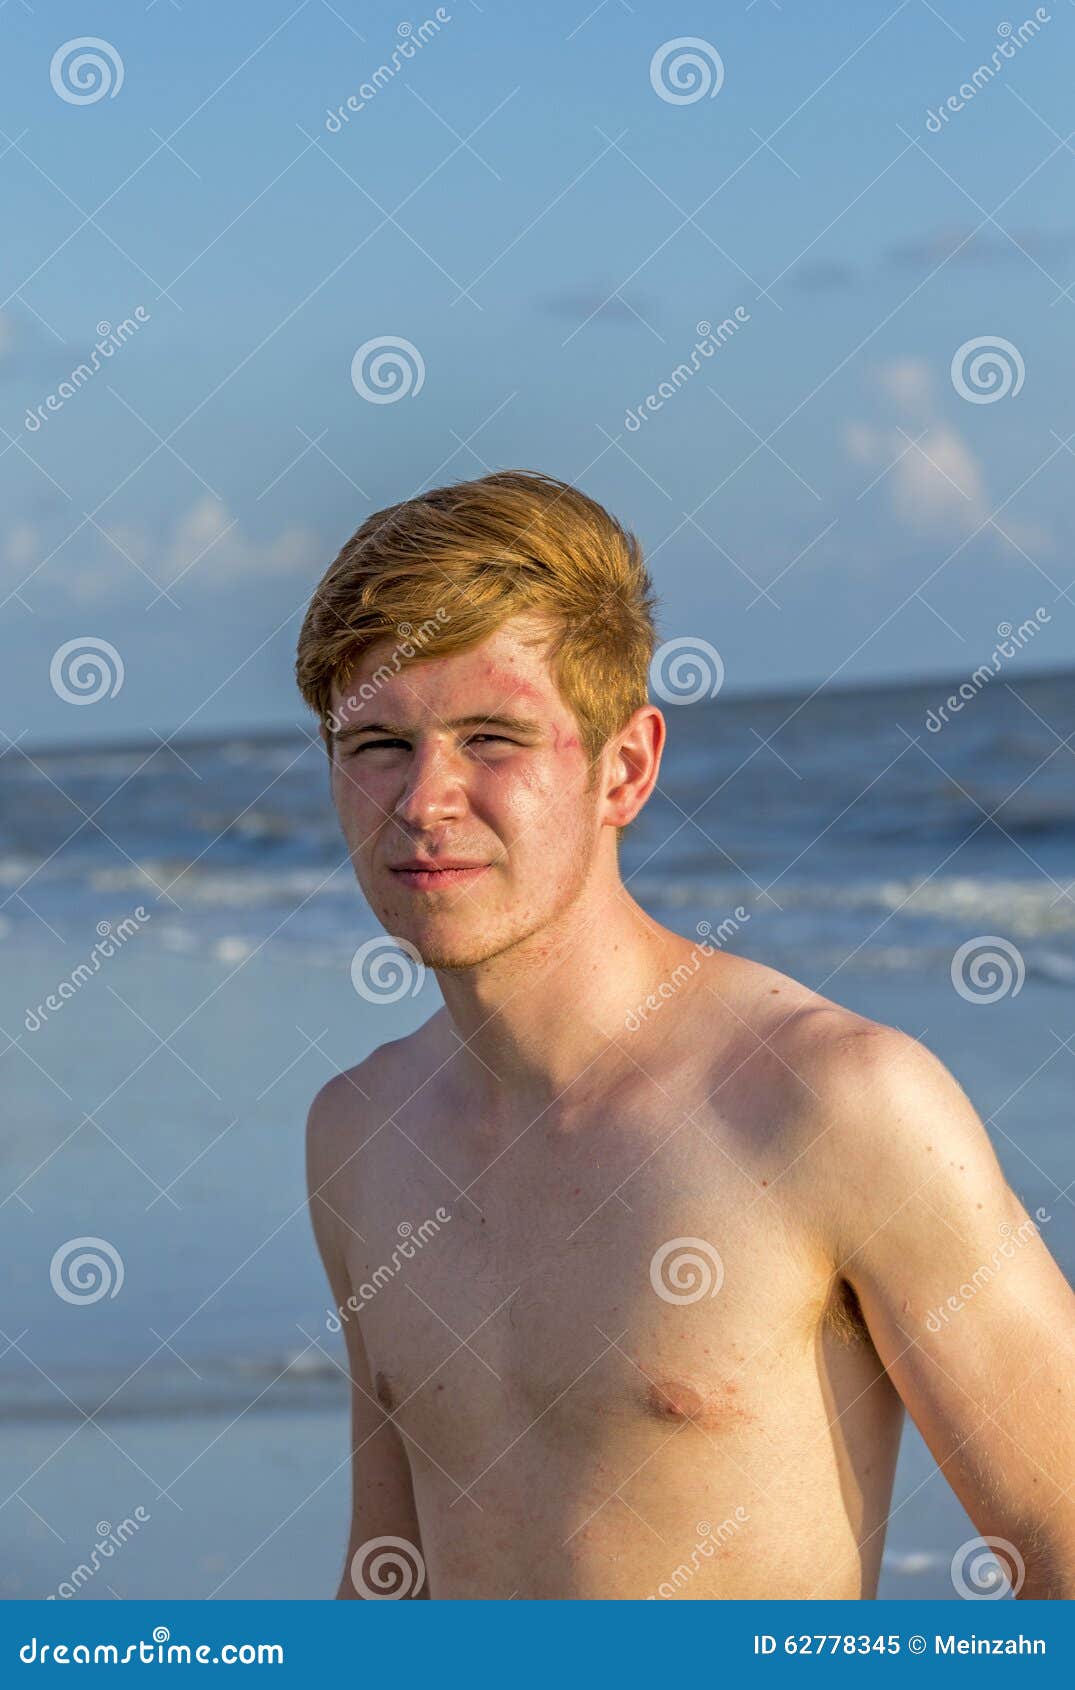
[295,470,1075,1600]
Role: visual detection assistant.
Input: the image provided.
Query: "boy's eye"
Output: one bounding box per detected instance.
[344,734,517,757]
[345,738,406,755]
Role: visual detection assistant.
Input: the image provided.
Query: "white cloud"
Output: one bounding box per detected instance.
[876,355,935,413]
[160,497,313,588]
[891,424,986,529]
[2,497,318,604]
[4,521,40,569]
[843,356,1054,556]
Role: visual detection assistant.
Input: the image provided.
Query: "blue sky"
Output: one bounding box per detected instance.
[1,0,1073,747]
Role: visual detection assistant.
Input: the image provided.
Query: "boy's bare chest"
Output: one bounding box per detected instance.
[340,1110,826,1452]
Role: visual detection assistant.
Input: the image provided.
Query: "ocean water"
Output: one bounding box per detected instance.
[2,666,1073,1599]
[4,666,1075,985]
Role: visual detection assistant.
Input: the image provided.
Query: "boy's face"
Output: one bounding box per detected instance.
[325,615,610,970]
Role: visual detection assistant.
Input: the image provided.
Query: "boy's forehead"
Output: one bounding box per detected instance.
[331,618,561,725]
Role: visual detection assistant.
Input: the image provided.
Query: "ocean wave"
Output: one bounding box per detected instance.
[0,1345,347,1425]
[883,1551,946,1575]
[639,874,1075,935]
[4,861,1074,983]
[87,862,354,904]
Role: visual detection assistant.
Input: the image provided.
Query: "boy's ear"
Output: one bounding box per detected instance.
[601,705,665,828]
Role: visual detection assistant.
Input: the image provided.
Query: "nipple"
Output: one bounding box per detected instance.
[645,1376,748,1429]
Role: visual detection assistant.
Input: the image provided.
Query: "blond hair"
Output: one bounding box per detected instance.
[295,469,659,772]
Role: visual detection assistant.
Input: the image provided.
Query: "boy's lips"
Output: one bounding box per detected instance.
[389,860,491,890]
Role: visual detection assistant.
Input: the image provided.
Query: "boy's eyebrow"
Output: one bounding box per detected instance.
[332,712,545,742]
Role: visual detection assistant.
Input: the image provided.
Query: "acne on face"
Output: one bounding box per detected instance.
[325,619,609,965]
[329,625,597,838]
[550,721,582,759]
[331,642,589,803]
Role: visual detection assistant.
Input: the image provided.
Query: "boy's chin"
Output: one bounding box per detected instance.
[403,918,521,973]
[408,937,499,972]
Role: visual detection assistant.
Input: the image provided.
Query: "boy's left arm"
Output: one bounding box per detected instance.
[819,1027,1075,1599]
